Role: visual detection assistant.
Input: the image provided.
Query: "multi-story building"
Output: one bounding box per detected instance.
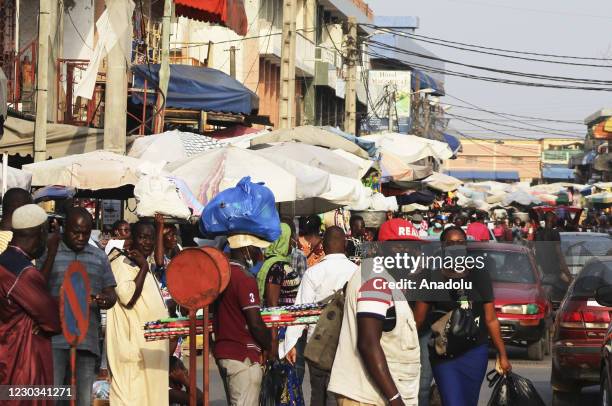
[445,135,583,183]
[172,0,373,129]
[569,108,612,183]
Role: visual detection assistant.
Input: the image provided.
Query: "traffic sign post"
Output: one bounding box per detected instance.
[167,247,230,406]
[59,261,91,406]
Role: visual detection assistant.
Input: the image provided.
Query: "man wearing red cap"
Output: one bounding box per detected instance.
[329,218,422,405]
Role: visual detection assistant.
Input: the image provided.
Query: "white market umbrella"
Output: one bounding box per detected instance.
[362,132,453,163]
[22,150,143,189]
[586,192,612,205]
[166,146,297,204]
[1,166,32,191]
[254,149,331,199]
[256,142,371,180]
[250,125,370,159]
[128,129,222,163]
[423,172,462,192]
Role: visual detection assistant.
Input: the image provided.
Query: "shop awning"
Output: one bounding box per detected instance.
[175,0,248,36]
[132,64,259,115]
[0,116,103,158]
[442,132,461,155]
[445,170,520,182]
[542,165,575,181]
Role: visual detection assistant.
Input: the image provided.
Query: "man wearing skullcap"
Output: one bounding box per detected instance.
[0,204,61,404]
[0,188,32,254]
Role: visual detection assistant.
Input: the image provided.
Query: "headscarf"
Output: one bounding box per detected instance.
[257,223,292,298]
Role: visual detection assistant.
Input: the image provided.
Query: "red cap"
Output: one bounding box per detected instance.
[377,218,422,241]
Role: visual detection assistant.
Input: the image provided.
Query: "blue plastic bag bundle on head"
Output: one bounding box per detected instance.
[200,177,281,243]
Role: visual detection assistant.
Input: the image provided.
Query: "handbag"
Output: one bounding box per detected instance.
[430,289,481,357]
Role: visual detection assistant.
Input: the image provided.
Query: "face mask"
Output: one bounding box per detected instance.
[413,223,421,230]
[540,221,546,228]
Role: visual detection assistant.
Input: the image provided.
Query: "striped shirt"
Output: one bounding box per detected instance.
[40,240,116,356]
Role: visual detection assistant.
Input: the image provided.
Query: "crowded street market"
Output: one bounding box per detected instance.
[0,1,611,406]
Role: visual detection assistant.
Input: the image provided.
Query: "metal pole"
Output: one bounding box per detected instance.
[154,0,172,133]
[34,0,50,162]
[229,47,236,79]
[203,306,209,405]
[279,0,297,129]
[189,310,197,406]
[70,346,76,406]
[343,17,357,135]
[2,153,8,196]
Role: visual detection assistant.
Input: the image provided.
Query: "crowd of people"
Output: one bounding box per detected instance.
[0,183,609,406]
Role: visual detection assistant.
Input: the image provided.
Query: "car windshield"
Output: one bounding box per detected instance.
[469,250,535,284]
[571,260,612,298]
[561,235,612,258]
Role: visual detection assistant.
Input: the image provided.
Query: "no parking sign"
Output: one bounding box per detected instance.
[60,261,91,346]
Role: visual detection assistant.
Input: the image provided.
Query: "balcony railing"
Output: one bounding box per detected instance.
[542,149,584,163]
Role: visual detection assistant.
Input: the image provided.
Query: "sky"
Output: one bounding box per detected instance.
[366,0,612,139]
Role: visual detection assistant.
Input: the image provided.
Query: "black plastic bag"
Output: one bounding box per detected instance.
[486,370,546,406]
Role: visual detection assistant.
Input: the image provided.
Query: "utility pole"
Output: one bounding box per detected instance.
[153,0,172,133]
[423,96,431,139]
[34,0,50,162]
[343,16,357,135]
[229,46,236,78]
[279,0,297,129]
[387,87,395,132]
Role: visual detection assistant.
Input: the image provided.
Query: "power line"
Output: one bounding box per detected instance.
[362,26,612,68]
[442,93,587,133]
[446,113,584,137]
[449,114,583,140]
[362,48,612,91]
[366,40,612,85]
[360,23,612,61]
[440,103,583,125]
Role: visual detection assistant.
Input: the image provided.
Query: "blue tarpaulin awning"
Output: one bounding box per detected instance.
[131,64,259,115]
[445,170,520,181]
[542,165,575,181]
[322,126,377,157]
[443,132,461,155]
[411,69,445,96]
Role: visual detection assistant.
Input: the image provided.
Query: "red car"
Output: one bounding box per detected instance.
[469,243,553,360]
[468,243,552,360]
[552,256,612,405]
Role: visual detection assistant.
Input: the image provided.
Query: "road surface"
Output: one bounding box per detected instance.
[192,344,600,405]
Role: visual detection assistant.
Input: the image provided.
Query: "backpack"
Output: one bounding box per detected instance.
[304,283,347,371]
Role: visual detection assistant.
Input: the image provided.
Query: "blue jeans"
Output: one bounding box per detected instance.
[52,348,98,406]
[419,330,433,406]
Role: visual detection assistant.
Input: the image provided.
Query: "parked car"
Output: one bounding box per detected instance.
[552,257,612,405]
[469,243,553,360]
[594,261,612,406]
[561,232,611,276]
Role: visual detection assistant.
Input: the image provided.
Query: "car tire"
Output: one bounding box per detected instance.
[552,389,579,406]
[527,338,544,361]
[602,367,612,406]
